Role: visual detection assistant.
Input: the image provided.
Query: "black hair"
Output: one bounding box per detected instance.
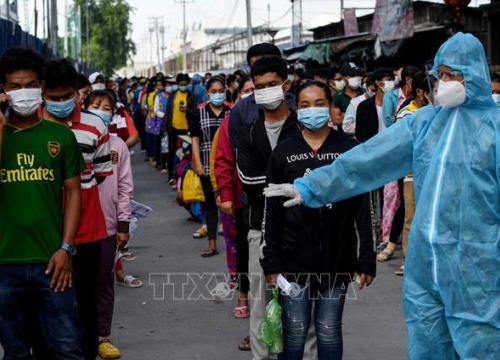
[295,80,332,106]
[491,73,500,83]
[176,73,190,84]
[155,78,166,87]
[43,58,78,89]
[246,43,282,65]
[313,67,331,80]
[77,73,91,90]
[226,74,237,87]
[206,76,225,90]
[0,47,45,84]
[250,55,288,82]
[239,75,253,93]
[401,65,420,86]
[234,69,247,78]
[372,68,394,82]
[301,70,314,81]
[84,90,116,113]
[365,73,375,87]
[410,72,432,98]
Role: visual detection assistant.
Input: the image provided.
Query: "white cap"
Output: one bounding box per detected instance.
[88,72,102,84]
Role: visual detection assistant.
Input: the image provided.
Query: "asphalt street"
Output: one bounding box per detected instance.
[110,150,408,360]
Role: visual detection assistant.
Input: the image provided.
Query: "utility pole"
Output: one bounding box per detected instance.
[267,2,270,27]
[85,0,90,72]
[50,0,58,57]
[340,0,344,20]
[245,0,253,48]
[176,0,193,73]
[34,0,38,38]
[64,0,69,58]
[149,16,163,67]
[299,0,302,45]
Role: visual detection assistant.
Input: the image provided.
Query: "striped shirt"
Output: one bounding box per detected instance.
[68,106,113,243]
[69,108,113,188]
[189,102,231,174]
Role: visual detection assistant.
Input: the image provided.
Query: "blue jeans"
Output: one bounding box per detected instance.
[279,284,347,360]
[0,264,83,360]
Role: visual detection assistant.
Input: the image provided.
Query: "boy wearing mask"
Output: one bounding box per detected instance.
[237,55,299,360]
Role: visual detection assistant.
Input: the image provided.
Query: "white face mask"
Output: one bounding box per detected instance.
[91,83,106,91]
[492,94,500,108]
[347,76,362,89]
[334,80,345,91]
[254,85,284,111]
[436,80,466,109]
[241,92,253,100]
[366,89,376,98]
[383,80,395,93]
[7,88,42,117]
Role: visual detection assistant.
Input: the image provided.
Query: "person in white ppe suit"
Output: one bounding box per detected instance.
[264,32,499,359]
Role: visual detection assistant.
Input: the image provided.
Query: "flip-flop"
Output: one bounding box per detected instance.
[117,275,143,288]
[238,336,251,351]
[233,306,250,319]
[201,249,219,258]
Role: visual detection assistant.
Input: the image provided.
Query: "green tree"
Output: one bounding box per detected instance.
[76,0,135,75]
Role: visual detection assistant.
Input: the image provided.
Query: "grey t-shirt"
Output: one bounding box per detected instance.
[265,119,286,150]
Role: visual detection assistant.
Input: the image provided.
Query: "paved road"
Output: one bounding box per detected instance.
[110,150,408,360]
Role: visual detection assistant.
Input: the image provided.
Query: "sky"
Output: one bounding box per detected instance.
[127,0,490,64]
[10,0,490,64]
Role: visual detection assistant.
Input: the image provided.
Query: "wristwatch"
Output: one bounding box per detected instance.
[61,243,77,256]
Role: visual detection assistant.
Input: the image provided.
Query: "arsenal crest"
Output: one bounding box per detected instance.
[48,141,61,158]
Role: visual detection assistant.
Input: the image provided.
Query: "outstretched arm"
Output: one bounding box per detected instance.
[265,117,415,208]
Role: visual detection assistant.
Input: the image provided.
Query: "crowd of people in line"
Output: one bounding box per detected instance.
[0,30,499,360]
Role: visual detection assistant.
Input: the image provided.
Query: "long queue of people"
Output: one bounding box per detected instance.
[0,48,146,360]
[131,35,499,359]
[0,31,499,360]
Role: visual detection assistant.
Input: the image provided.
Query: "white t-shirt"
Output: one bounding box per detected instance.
[343,94,369,134]
[376,105,385,133]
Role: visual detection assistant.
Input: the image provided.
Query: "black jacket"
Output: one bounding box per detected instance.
[355,96,379,143]
[260,130,376,286]
[229,93,296,154]
[236,111,300,230]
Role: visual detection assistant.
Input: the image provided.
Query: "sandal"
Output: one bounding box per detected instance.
[201,249,219,257]
[233,306,250,319]
[117,275,143,288]
[120,251,136,261]
[238,336,251,351]
[377,247,394,262]
[395,264,405,276]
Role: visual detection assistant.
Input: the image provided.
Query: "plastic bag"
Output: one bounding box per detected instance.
[182,169,205,203]
[161,134,169,154]
[258,287,283,354]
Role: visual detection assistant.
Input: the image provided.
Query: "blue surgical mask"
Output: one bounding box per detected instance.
[209,93,225,106]
[492,94,500,108]
[297,107,330,131]
[178,85,188,92]
[89,109,113,125]
[45,97,76,118]
[171,85,178,92]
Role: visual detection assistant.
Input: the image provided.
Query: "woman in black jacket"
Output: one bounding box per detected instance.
[261,81,377,360]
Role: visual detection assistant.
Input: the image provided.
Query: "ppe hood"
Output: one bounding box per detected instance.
[432,32,495,108]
